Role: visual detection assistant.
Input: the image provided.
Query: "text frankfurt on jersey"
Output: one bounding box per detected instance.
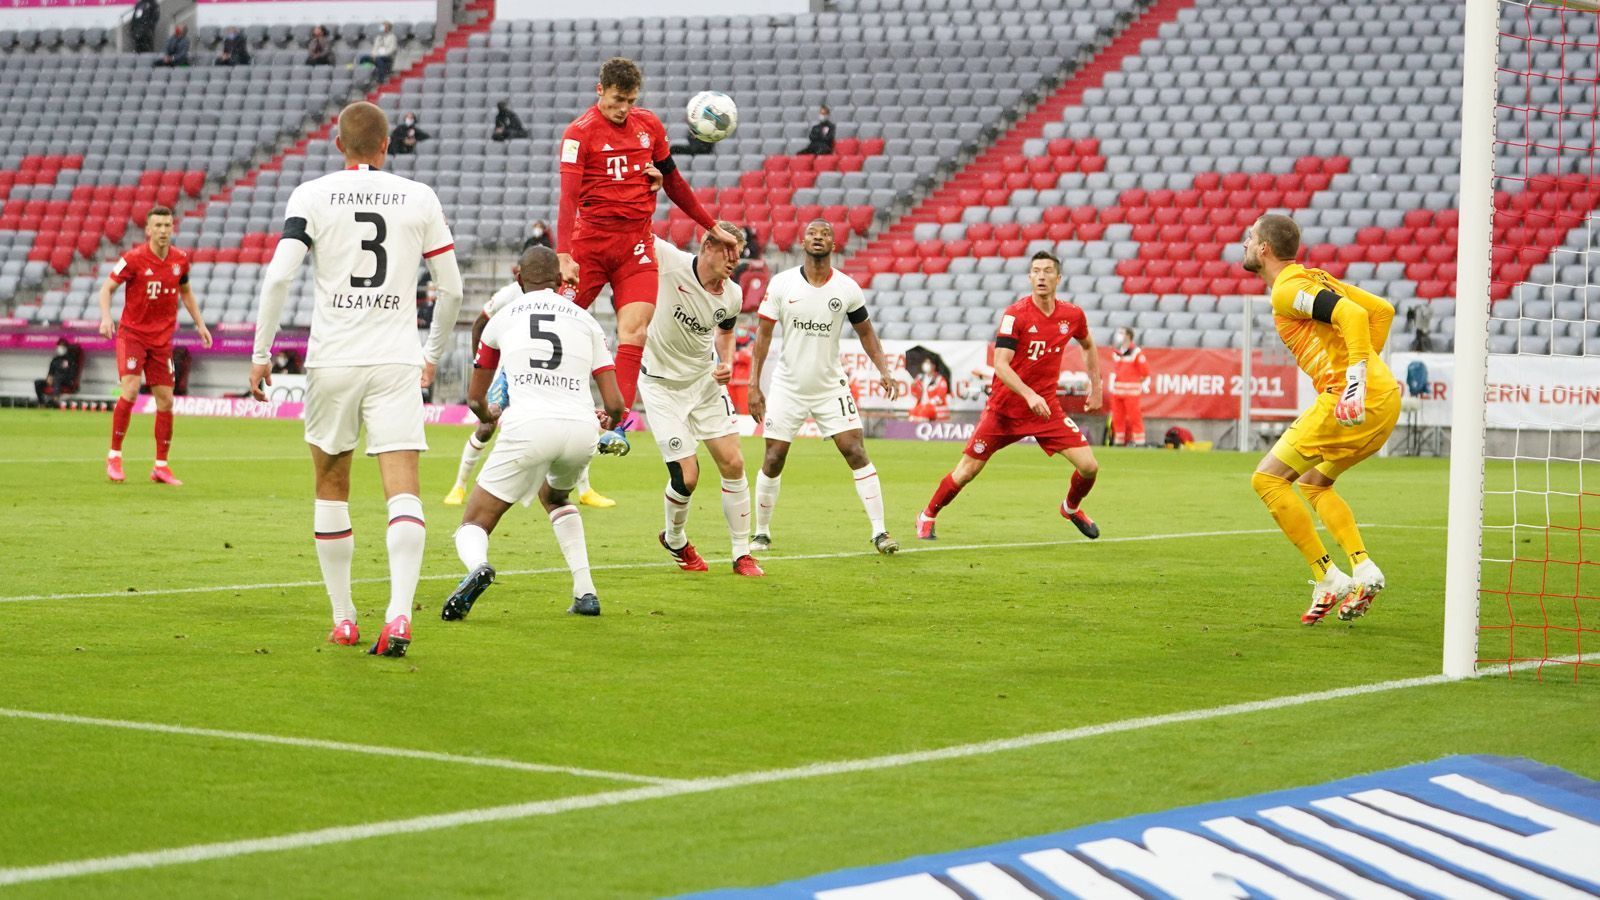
[512,371,584,391]
[329,292,405,310]
[328,192,408,206]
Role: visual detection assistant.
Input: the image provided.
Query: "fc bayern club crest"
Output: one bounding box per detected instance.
[638,131,651,148]
[172,264,181,276]
[972,440,987,454]
[1059,322,1069,333]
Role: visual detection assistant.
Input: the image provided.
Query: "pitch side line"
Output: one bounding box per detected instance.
[0,657,1565,889]
[0,455,308,464]
[0,708,683,787]
[0,525,1443,604]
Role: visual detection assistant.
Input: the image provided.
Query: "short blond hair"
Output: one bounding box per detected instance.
[704,220,745,253]
[337,101,389,158]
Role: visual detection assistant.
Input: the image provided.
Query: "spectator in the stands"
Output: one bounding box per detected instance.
[741,225,761,259]
[153,25,189,67]
[129,0,159,53]
[798,105,835,155]
[492,100,529,142]
[35,340,79,407]
[522,220,553,251]
[390,112,429,155]
[355,21,397,81]
[215,26,251,66]
[271,350,303,375]
[305,25,334,66]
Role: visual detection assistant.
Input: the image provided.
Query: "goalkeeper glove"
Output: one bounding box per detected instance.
[1335,361,1367,426]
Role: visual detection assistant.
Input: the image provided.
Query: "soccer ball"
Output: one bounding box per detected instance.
[685,91,738,143]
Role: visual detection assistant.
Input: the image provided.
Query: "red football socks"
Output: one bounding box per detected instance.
[925,474,963,517]
[110,397,133,452]
[1066,470,1096,511]
[614,342,644,412]
[154,410,173,462]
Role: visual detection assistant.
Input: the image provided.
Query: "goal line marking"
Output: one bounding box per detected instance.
[0,656,1556,889]
[0,524,1442,604]
[0,707,684,787]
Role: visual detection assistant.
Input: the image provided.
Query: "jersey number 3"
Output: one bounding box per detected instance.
[350,212,387,288]
[528,314,564,370]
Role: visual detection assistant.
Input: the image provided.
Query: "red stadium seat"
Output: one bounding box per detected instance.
[1046,222,1074,241]
[971,239,1000,257]
[1193,172,1222,191]
[1005,172,1032,191]
[859,137,885,156]
[770,221,799,250]
[993,222,1021,241]
[1021,222,1048,241]
[998,239,1027,257]
[834,137,860,156]
[1131,224,1160,243]
[966,222,995,242]
[1143,259,1174,278]
[916,240,944,258]
[921,257,950,275]
[1078,157,1105,174]
[848,206,876,235]
[893,256,920,275]
[1174,259,1202,278]
[943,239,971,257]
[1180,277,1209,295]
[822,204,849,227]
[1151,277,1179,294]
[1076,222,1105,241]
[981,189,1009,207]
[892,238,917,258]
[1070,206,1097,225]
[669,220,696,246]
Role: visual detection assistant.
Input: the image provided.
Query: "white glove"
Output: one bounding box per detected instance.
[1335,360,1367,426]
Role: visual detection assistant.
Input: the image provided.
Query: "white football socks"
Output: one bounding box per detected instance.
[754,472,780,536]
[577,464,592,496]
[454,434,486,489]
[663,485,691,548]
[454,522,489,571]
[852,462,886,537]
[549,504,594,597]
[722,476,751,558]
[384,493,425,623]
[314,499,355,625]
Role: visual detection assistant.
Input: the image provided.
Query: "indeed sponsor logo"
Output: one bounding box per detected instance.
[673,305,713,336]
[788,317,832,334]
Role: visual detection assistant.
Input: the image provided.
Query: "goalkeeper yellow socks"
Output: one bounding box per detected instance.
[1252,471,1333,579]
[1300,482,1368,568]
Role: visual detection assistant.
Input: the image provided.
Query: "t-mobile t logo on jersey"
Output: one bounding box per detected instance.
[606,155,630,180]
[1026,340,1048,361]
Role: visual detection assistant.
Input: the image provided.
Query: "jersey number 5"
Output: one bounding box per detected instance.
[528,314,564,370]
[350,212,387,288]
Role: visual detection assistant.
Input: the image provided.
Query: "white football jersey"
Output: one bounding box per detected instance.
[757,266,867,397]
[643,238,741,383]
[482,280,521,320]
[480,289,613,440]
[282,164,454,367]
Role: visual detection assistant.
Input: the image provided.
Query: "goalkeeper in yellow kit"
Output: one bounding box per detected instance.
[1242,214,1401,625]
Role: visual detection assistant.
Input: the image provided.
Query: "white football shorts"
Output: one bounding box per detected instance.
[304,363,427,456]
[638,373,738,461]
[476,421,599,504]
[762,385,861,442]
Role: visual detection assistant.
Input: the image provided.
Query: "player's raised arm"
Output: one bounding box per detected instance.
[1076,328,1102,412]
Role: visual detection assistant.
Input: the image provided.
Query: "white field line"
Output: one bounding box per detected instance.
[0,524,1443,604]
[0,708,682,787]
[0,656,1566,889]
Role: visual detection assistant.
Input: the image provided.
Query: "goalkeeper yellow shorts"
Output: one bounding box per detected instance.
[1271,386,1401,478]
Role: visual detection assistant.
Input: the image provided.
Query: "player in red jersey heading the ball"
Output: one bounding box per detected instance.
[917,251,1104,540]
[558,56,738,453]
[97,205,212,485]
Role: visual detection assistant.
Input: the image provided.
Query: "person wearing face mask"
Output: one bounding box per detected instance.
[215,26,250,66]
[390,112,429,155]
[522,220,553,252]
[798,105,836,155]
[355,21,397,81]
[35,341,80,407]
[493,100,528,142]
[1107,326,1150,446]
[907,357,950,422]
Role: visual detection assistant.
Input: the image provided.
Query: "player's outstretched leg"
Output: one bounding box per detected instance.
[1059,451,1099,539]
[371,491,424,657]
[1299,478,1383,621]
[446,433,488,505]
[659,459,708,571]
[443,524,495,621]
[547,501,600,614]
[576,464,615,507]
[921,453,985,540]
[705,435,762,576]
[315,499,359,645]
[1252,466,1351,624]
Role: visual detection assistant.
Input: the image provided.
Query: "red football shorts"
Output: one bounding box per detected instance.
[571,219,658,311]
[964,406,1088,460]
[115,333,174,387]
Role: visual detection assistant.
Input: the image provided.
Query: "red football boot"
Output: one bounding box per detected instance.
[732,555,765,577]
[659,531,709,572]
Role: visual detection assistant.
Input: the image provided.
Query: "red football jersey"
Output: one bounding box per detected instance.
[560,106,670,229]
[988,295,1088,418]
[109,243,190,345]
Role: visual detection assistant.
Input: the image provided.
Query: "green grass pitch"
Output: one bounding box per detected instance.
[0,410,1593,897]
